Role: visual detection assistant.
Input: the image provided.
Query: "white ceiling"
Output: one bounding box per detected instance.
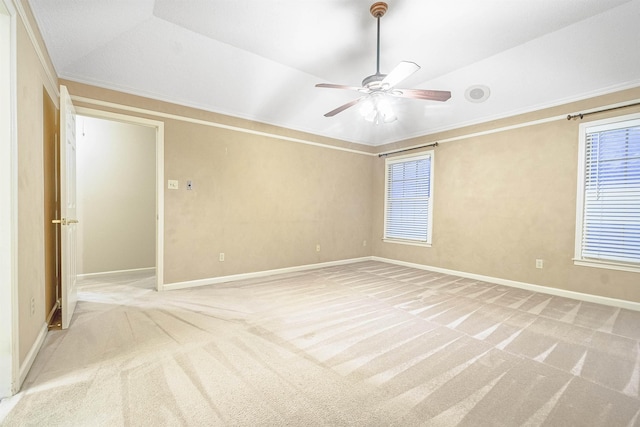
[29,0,640,146]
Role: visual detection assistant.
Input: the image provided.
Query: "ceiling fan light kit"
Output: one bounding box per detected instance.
[316,2,451,123]
[360,93,397,124]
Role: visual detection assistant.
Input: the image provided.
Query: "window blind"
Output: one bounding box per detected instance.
[581,122,640,264]
[385,154,431,242]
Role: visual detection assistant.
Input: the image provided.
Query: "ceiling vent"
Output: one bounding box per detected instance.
[465,85,490,103]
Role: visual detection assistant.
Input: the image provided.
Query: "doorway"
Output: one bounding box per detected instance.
[43,88,61,328]
[76,115,155,282]
[73,108,164,290]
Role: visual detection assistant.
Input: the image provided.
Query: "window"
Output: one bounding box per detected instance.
[575,114,640,272]
[384,151,433,246]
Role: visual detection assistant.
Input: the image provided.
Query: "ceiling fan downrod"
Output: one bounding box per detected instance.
[370,2,388,77]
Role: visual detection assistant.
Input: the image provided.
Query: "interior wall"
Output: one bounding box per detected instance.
[61,81,640,301]
[62,81,375,285]
[164,121,373,283]
[76,116,156,275]
[372,87,640,303]
[15,8,58,363]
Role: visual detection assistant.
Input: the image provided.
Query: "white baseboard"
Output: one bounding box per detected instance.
[78,267,155,281]
[18,322,47,389]
[162,255,640,311]
[162,257,372,291]
[372,256,640,312]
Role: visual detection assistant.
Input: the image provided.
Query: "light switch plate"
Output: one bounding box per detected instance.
[168,180,179,189]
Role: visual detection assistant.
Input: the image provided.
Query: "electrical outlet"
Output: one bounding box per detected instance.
[219,253,225,262]
[168,179,179,190]
[30,297,35,316]
[316,244,321,252]
[536,259,544,269]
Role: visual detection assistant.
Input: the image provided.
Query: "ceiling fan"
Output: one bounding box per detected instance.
[316,2,451,123]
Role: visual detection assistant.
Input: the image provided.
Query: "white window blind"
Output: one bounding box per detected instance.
[577,117,640,266]
[384,152,433,244]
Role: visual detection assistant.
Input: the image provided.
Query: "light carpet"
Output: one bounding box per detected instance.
[1,261,639,426]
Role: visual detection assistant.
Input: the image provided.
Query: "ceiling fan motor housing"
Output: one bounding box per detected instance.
[362,73,388,90]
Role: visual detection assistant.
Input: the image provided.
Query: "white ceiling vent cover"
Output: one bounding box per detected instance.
[465,85,491,103]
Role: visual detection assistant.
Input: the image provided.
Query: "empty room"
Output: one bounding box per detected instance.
[1,0,640,425]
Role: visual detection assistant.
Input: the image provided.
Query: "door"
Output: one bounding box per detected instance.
[59,85,78,329]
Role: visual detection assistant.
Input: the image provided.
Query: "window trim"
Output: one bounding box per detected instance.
[574,112,640,273]
[383,151,434,247]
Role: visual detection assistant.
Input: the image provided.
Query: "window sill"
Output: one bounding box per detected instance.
[383,238,431,248]
[573,258,640,274]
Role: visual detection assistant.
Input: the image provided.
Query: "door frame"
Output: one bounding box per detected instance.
[0,0,18,398]
[74,107,165,290]
[42,86,59,325]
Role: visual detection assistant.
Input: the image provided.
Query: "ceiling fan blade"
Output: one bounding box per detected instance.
[381,61,420,89]
[323,97,366,117]
[391,89,452,102]
[316,83,364,92]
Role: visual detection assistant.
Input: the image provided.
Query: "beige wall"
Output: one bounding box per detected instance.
[77,116,156,275]
[64,80,640,300]
[16,9,58,362]
[372,87,640,303]
[63,81,375,285]
[164,121,373,283]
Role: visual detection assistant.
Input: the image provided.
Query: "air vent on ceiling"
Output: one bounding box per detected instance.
[465,85,490,103]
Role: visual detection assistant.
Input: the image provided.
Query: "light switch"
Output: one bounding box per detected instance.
[168,180,179,189]
[187,180,193,190]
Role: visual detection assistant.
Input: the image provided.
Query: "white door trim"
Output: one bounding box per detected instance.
[0,0,18,398]
[74,107,165,291]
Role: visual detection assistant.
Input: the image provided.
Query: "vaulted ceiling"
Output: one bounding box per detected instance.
[29,0,640,146]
